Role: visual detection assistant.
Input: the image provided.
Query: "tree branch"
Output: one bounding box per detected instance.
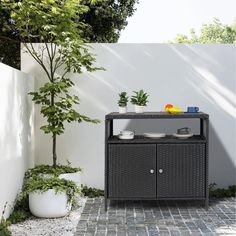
[45,43,52,62]
[53,57,64,74]
[24,43,52,82]
[61,70,69,79]
[50,43,56,60]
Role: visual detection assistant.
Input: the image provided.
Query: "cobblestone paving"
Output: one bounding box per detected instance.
[75,197,236,236]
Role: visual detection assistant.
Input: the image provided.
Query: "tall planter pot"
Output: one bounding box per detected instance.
[59,172,81,187]
[134,105,145,113]
[29,189,71,218]
[119,106,127,114]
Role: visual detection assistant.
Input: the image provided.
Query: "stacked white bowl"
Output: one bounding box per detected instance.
[118,130,134,139]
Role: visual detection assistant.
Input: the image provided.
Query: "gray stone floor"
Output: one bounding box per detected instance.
[75,197,236,236]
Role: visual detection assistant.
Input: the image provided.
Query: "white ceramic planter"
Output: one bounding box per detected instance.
[59,172,81,187]
[29,189,70,218]
[134,105,145,113]
[40,173,54,179]
[119,106,127,114]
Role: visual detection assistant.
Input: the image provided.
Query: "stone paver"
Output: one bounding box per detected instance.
[75,198,236,236]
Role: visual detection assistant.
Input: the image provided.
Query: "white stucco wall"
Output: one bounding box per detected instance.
[0,63,34,218]
[21,44,236,189]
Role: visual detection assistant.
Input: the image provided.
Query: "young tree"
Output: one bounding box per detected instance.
[1,0,100,167]
[170,18,236,43]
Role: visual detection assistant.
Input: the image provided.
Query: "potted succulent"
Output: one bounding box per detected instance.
[131,89,149,113]
[118,92,129,113]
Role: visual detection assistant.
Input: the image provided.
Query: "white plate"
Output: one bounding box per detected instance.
[118,134,134,140]
[143,133,166,138]
[173,133,193,139]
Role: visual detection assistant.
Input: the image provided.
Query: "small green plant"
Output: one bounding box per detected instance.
[0,220,11,236]
[7,193,31,225]
[209,183,236,198]
[118,92,129,107]
[81,185,104,198]
[7,210,30,225]
[24,177,81,204]
[0,203,12,236]
[131,90,149,106]
[24,165,81,180]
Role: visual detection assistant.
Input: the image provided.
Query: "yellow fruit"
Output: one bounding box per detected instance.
[168,107,182,113]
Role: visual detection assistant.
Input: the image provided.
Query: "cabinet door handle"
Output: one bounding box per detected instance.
[150,169,155,174]
[158,169,163,174]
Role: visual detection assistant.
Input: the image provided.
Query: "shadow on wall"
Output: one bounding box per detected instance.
[169,44,236,119]
[166,44,236,187]
[209,124,236,187]
[123,119,235,187]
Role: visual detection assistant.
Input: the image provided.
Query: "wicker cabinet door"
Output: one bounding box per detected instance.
[156,144,206,198]
[108,144,156,198]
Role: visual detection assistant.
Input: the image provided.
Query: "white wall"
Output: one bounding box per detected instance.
[22,44,236,189]
[0,63,34,218]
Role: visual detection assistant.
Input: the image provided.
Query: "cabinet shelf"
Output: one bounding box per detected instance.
[108,135,206,144]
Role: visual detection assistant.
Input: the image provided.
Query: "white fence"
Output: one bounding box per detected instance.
[21,44,236,189]
[0,63,34,218]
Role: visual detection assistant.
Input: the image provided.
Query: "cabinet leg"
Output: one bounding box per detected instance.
[104,197,108,211]
[205,199,209,210]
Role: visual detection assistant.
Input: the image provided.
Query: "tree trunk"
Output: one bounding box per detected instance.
[53,134,57,167]
[51,89,57,167]
[50,44,57,167]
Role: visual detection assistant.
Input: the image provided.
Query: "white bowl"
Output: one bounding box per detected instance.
[173,133,193,139]
[120,130,134,136]
[118,134,134,140]
[143,133,166,138]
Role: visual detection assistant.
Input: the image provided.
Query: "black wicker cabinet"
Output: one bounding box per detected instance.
[105,112,209,210]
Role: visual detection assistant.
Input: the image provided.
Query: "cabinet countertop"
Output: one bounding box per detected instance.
[106,112,209,119]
